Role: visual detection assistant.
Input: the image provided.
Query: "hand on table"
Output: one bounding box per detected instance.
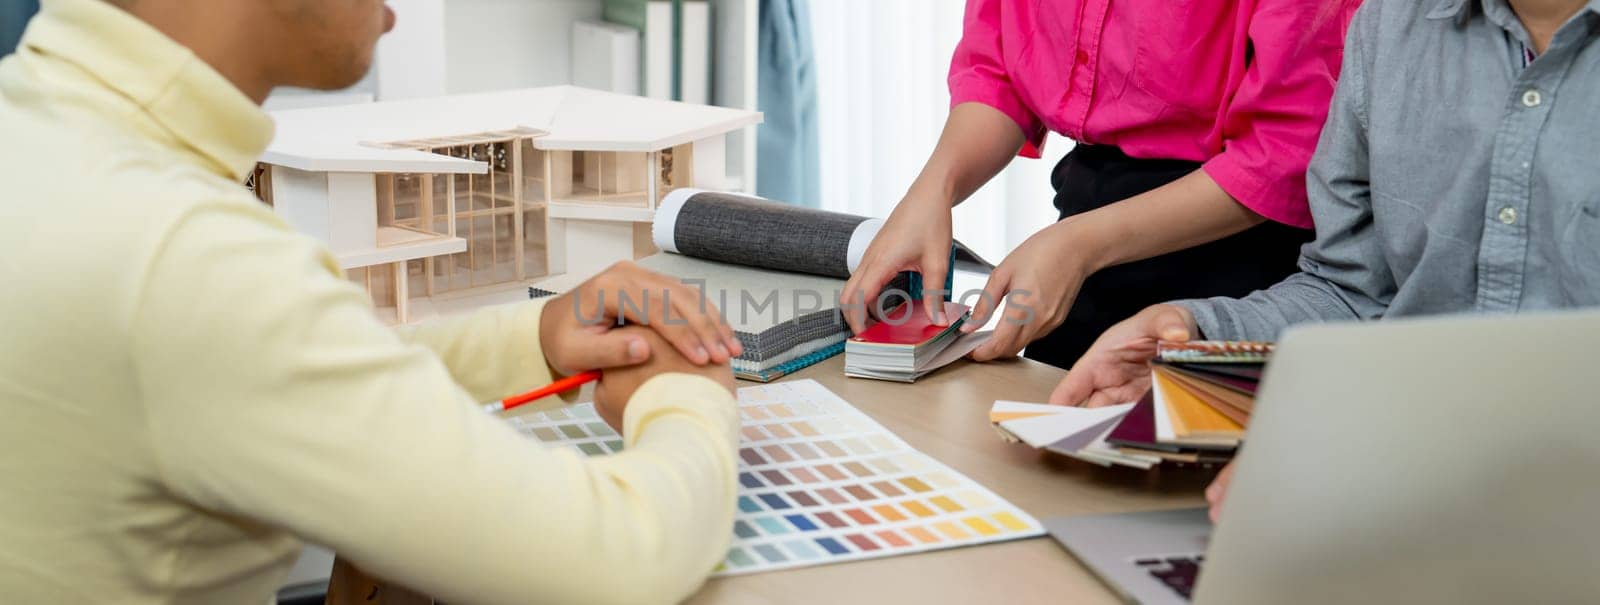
[839,195,954,332]
[593,327,735,433]
[540,260,742,376]
[965,222,1094,361]
[1047,304,1197,407]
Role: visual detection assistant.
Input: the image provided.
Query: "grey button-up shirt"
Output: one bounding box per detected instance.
[1179,0,1600,342]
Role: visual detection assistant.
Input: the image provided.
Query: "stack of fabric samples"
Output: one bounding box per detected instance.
[531,252,905,382]
[988,341,1270,468]
[636,252,874,381]
[532,189,919,382]
[843,301,990,383]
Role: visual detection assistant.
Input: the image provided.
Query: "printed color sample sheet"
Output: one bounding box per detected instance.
[506,379,1045,575]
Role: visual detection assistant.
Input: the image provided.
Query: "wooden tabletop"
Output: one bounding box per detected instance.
[328,355,1214,605]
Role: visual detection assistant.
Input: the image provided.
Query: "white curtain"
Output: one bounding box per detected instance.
[809,0,1071,266]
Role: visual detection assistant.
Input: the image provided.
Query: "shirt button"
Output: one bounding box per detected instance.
[1498,206,1519,225]
[1075,50,1090,65]
[1522,89,1542,107]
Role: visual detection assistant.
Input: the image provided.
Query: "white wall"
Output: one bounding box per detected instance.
[375,0,603,100]
[445,0,603,94]
[376,0,447,100]
[711,0,759,192]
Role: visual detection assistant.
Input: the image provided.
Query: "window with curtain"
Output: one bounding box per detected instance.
[808,0,1070,266]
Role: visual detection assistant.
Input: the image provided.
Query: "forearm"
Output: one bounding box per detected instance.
[340,375,739,605]
[1173,270,1367,342]
[1053,169,1267,275]
[154,313,738,604]
[393,300,557,404]
[904,102,1026,208]
[199,370,737,605]
[138,210,740,604]
[1176,2,1388,343]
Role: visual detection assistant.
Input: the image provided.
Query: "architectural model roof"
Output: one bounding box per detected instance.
[262,86,763,174]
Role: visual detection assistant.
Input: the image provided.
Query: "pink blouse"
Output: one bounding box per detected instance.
[949,0,1360,228]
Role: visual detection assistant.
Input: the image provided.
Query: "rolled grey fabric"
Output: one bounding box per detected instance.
[654,189,883,279]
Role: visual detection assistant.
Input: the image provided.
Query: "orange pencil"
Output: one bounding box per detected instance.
[483,370,602,413]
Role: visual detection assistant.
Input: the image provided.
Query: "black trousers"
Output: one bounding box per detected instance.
[1021,144,1312,369]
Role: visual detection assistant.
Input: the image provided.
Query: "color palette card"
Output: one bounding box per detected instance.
[506,379,1045,575]
[988,401,1159,469]
[989,401,1133,448]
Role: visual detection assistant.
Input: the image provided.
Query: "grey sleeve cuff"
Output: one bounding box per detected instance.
[1169,271,1372,343]
[1172,298,1230,342]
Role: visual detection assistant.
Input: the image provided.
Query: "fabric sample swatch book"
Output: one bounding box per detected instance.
[531,252,870,381]
[843,300,990,383]
[533,189,917,381]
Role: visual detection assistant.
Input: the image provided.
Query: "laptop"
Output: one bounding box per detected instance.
[1046,310,1600,604]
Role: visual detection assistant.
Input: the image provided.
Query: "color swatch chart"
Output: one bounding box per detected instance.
[505,379,1045,575]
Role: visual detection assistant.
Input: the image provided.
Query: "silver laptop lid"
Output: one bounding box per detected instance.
[1196,310,1600,604]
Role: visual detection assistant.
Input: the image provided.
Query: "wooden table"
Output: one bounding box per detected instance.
[329,356,1213,604]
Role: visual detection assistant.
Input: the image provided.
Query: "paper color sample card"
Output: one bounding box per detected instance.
[987,401,1159,469]
[989,401,1132,448]
[507,379,1045,575]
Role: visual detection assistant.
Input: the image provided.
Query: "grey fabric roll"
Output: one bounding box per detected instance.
[667,190,867,278]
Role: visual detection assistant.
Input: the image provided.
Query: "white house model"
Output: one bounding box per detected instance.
[252,86,762,323]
